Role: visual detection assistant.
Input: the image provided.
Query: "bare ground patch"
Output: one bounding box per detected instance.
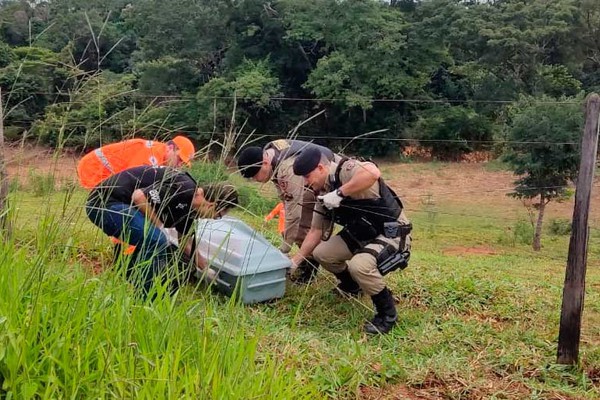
[442,246,498,256]
[5,144,79,186]
[360,383,435,399]
[383,162,600,227]
[359,373,534,400]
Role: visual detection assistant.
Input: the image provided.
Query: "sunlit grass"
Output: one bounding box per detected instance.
[1,165,599,399]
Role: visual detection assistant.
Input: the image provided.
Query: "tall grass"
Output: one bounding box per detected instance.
[3,163,600,399]
[0,189,319,399]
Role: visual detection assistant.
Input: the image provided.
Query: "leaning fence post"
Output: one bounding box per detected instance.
[557,93,600,364]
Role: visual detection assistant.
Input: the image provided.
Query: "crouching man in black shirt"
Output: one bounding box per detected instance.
[85,166,238,298]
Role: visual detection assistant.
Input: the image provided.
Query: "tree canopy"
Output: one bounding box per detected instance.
[0,0,593,157]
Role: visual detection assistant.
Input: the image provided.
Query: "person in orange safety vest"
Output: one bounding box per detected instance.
[77,136,195,189]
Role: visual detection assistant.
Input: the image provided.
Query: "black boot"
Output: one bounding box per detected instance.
[332,269,362,297]
[290,257,319,285]
[364,287,397,335]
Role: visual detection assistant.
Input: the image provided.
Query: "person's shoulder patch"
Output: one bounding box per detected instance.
[278,179,288,191]
[270,139,290,151]
[344,160,357,171]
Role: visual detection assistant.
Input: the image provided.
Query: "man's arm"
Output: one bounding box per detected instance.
[337,162,380,197]
[290,227,322,268]
[132,189,163,227]
[179,234,208,270]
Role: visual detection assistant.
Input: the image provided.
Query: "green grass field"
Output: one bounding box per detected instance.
[1,162,599,399]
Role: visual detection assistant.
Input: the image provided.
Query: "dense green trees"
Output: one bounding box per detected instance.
[0,0,593,159]
[504,94,583,250]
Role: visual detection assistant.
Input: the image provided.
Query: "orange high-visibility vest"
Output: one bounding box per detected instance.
[264,202,285,234]
[77,139,170,189]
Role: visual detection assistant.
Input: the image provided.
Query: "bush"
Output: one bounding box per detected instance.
[189,161,230,184]
[236,185,278,217]
[415,104,496,160]
[188,161,277,216]
[514,219,534,246]
[497,219,534,247]
[27,170,55,197]
[548,218,572,236]
[4,126,25,141]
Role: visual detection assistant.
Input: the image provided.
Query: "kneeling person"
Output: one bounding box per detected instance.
[86,166,238,297]
[291,148,411,334]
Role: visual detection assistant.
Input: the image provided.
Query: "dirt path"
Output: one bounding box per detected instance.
[5,144,80,186]
[383,162,600,226]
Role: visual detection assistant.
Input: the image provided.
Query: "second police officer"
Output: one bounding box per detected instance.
[290,147,412,334]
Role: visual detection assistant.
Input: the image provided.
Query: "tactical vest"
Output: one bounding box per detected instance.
[329,158,403,242]
[265,139,335,170]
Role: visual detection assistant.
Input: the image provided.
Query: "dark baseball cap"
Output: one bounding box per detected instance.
[292,147,322,176]
[237,146,264,178]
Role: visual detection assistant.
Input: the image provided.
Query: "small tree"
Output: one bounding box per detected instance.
[503,95,583,251]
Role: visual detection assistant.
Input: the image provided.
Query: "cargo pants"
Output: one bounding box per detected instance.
[312,212,411,296]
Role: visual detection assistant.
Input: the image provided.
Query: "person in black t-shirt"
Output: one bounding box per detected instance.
[86,166,238,297]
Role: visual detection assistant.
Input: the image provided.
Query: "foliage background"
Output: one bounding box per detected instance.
[0,0,594,158]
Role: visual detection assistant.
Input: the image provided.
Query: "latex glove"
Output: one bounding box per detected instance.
[288,254,301,274]
[158,225,179,246]
[318,190,343,210]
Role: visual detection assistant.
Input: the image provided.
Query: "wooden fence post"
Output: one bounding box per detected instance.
[557,93,600,364]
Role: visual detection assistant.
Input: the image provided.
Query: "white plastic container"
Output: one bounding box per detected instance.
[195,217,291,304]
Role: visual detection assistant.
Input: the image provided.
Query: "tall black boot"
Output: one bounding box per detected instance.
[290,257,319,285]
[364,287,397,335]
[332,268,362,297]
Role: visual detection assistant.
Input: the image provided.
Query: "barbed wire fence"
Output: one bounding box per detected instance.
[2,99,599,354]
[0,91,596,266]
[4,129,599,233]
[1,14,596,360]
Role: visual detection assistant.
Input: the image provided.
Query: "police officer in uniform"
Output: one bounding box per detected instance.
[237,139,338,284]
[290,148,411,334]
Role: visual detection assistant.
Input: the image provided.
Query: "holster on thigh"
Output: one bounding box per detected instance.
[354,239,409,276]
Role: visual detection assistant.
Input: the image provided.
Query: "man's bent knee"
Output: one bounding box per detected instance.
[313,244,346,274]
[346,253,385,296]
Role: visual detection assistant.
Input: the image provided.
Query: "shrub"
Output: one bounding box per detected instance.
[27,170,56,197]
[190,161,230,184]
[548,218,572,236]
[415,104,496,160]
[513,219,534,246]
[236,185,278,217]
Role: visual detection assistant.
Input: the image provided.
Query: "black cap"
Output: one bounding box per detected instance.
[237,146,264,178]
[293,147,322,176]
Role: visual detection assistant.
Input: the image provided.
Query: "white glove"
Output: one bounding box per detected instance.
[318,190,343,210]
[158,225,179,246]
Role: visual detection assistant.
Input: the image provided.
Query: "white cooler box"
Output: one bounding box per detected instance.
[195,217,291,304]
